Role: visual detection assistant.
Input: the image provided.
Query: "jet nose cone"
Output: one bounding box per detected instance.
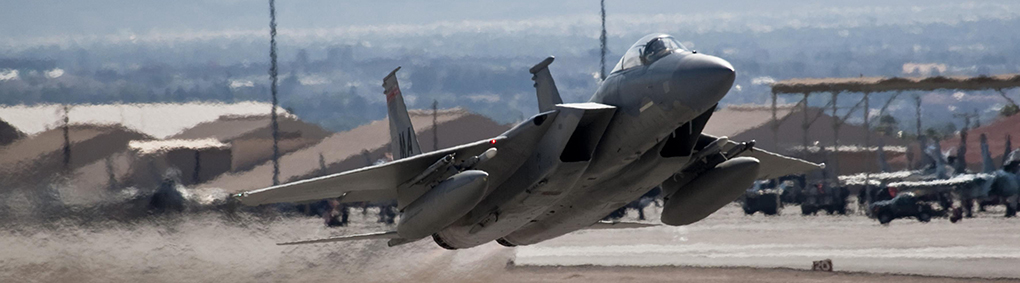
[697,55,735,79]
[686,54,735,92]
[674,54,735,112]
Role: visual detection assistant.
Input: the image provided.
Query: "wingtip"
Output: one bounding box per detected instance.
[232,191,265,207]
[276,240,309,246]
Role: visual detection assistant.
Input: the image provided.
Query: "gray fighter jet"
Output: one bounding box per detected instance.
[879,134,1020,217]
[235,34,822,249]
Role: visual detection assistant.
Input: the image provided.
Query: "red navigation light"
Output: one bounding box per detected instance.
[489,139,497,145]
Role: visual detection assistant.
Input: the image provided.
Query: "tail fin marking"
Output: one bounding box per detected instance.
[383,67,422,160]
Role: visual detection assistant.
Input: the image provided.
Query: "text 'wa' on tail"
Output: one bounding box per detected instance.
[383,67,422,160]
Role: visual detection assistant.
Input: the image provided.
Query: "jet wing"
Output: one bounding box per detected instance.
[276,231,399,246]
[887,173,994,189]
[237,105,564,208]
[704,134,824,179]
[740,146,825,179]
[587,221,659,230]
[235,137,504,206]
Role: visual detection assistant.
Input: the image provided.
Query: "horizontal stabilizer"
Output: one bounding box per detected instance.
[277,231,399,246]
[587,221,659,230]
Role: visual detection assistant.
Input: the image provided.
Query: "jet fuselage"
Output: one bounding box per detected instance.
[433,34,736,249]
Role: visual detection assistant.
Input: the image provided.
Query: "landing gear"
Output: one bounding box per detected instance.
[801,205,816,215]
[379,205,397,224]
[917,212,931,223]
[878,213,893,225]
[950,207,963,223]
[962,198,975,218]
[432,233,457,250]
[496,238,517,247]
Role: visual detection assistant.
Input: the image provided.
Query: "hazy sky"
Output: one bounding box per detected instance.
[2,0,1017,46]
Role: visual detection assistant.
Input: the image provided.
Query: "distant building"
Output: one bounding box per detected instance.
[199,108,511,195]
[0,102,287,138]
[36,138,234,206]
[0,118,24,146]
[0,101,289,199]
[128,139,232,186]
[170,114,331,172]
[0,124,152,190]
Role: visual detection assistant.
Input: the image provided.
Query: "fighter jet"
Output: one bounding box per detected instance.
[876,134,1020,217]
[235,33,821,249]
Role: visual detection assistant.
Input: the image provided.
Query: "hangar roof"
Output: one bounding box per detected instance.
[198,108,511,194]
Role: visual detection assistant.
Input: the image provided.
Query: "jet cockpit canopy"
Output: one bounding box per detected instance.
[612,34,689,73]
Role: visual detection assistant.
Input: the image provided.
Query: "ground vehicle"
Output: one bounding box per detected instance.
[777,175,807,204]
[869,192,937,224]
[800,183,849,215]
[742,181,781,215]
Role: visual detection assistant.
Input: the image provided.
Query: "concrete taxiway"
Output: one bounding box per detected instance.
[515,204,1020,279]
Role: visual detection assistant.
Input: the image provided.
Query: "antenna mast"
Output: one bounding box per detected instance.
[269,0,281,185]
[599,0,607,81]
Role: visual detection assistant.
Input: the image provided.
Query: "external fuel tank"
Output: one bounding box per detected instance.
[397,170,489,239]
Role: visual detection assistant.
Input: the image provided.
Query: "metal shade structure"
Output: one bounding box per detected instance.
[771,74,1020,94]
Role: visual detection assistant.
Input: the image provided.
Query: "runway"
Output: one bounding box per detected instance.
[515,204,1020,279]
[2,202,1019,282]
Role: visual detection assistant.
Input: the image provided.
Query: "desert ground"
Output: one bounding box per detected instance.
[2,200,1018,282]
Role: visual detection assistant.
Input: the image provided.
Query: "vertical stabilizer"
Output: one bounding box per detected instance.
[981,134,995,173]
[955,128,968,173]
[924,138,949,179]
[1005,135,1013,165]
[918,138,933,169]
[383,67,422,160]
[876,139,892,172]
[529,57,563,112]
